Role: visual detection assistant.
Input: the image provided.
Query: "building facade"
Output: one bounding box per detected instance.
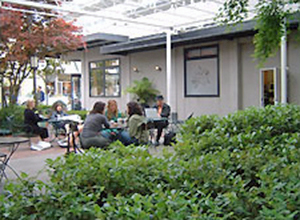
[65,21,300,119]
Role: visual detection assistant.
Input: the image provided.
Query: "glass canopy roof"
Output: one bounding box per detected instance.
[3,0,259,38]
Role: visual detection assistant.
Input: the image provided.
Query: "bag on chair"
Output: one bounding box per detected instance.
[163,131,176,146]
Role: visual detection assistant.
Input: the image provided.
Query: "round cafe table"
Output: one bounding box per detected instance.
[0,137,29,182]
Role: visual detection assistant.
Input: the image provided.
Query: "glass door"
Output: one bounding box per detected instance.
[71,74,81,110]
[260,68,280,107]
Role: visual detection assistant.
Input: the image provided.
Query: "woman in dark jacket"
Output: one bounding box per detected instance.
[153,95,170,146]
[24,99,49,140]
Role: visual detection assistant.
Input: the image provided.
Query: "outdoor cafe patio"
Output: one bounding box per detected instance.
[1,0,230,186]
[1,0,300,219]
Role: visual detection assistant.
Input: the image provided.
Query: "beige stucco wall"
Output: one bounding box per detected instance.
[239,37,281,109]
[287,33,300,104]
[170,40,240,119]
[127,36,300,119]
[66,40,256,118]
[239,41,261,109]
[129,49,167,105]
[126,40,242,119]
[65,32,300,118]
[238,33,300,109]
[65,47,131,112]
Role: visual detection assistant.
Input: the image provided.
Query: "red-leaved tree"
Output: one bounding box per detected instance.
[0,2,84,105]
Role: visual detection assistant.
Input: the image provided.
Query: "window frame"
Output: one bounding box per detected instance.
[184,44,220,97]
[89,58,121,97]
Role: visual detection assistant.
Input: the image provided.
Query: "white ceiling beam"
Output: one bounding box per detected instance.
[1,0,170,29]
[1,5,59,17]
[210,0,225,5]
[185,5,216,15]
[158,8,198,20]
[173,17,215,28]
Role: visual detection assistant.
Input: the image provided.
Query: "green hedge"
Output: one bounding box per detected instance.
[0,105,25,129]
[67,110,88,121]
[0,105,52,129]
[0,105,88,129]
[1,105,300,219]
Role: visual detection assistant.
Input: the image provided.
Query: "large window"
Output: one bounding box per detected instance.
[89,59,120,97]
[184,45,219,97]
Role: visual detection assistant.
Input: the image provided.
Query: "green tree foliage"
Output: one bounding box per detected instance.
[0,2,84,104]
[217,0,300,65]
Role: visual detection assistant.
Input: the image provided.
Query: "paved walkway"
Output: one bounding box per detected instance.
[1,137,65,182]
[1,137,173,187]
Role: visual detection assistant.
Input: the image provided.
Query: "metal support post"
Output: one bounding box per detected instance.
[281,18,287,104]
[166,30,172,104]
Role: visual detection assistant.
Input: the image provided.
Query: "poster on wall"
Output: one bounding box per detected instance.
[185,58,219,96]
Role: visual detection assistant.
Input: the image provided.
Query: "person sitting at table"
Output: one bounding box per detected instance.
[24,99,49,141]
[50,103,68,131]
[153,95,171,146]
[51,103,68,118]
[120,101,149,145]
[80,101,111,149]
[73,98,82,110]
[103,99,126,142]
[105,99,122,122]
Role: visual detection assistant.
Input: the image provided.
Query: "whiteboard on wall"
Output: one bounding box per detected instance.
[185,58,219,96]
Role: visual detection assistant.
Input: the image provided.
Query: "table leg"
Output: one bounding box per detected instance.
[6,143,19,162]
[0,153,7,183]
[0,143,20,183]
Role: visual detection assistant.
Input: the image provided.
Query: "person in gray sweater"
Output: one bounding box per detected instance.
[80,101,111,149]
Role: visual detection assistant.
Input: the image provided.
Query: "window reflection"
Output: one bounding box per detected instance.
[89,58,120,97]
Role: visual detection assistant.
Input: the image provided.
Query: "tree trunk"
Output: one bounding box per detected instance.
[5,62,32,105]
[45,82,49,106]
[8,82,21,105]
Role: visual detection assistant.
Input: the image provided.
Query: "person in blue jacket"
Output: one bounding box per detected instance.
[37,86,45,103]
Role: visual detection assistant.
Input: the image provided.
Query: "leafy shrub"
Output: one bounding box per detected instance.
[0,104,52,129]
[0,105,25,129]
[1,105,300,219]
[125,77,159,104]
[37,105,52,117]
[37,104,52,111]
[67,110,88,121]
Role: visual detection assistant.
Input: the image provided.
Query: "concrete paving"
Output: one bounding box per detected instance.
[1,137,65,182]
[6,151,64,181]
[0,136,174,191]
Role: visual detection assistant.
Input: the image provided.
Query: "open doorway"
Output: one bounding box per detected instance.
[71,74,81,110]
[260,68,280,107]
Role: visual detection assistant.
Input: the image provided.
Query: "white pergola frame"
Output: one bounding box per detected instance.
[2,0,182,105]
[0,0,288,105]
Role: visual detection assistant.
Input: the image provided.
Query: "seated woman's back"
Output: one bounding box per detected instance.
[128,114,149,144]
[80,101,111,149]
[81,113,110,138]
[126,101,149,145]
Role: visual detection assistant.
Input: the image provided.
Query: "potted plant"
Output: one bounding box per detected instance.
[126,77,159,107]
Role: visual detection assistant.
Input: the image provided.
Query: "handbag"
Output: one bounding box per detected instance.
[163,131,176,146]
